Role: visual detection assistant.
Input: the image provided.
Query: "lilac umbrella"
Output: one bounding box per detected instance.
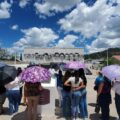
[112,81,120,95]
[20,66,51,83]
[101,65,120,81]
[64,61,85,70]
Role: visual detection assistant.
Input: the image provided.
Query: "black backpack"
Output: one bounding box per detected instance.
[102,79,111,94]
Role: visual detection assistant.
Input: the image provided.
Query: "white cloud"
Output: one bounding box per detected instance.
[58,0,115,38]
[11,24,19,30]
[34,0,80,18]
[11,27,59,53]
[19,0,30,8]
[55,34,78,48]
[87,16,120,53]
[0,1,12,19]
[57,0,120,53]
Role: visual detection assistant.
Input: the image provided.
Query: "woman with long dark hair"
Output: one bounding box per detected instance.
[78,68,88,119]
[64,70,83,120]
[62,70,71,119]
[17,67,23,105]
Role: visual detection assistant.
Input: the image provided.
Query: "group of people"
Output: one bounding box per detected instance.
[55,68,120,120]
[0,64,120,120]
[0,66,43,120]
[55,68,88,120]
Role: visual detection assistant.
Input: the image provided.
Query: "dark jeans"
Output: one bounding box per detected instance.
[0,93,6,113]
[19,87,23,104]
[98,93,111,120]
[6,90,20,114]
[115,93,120,119]
[62,90,71,118]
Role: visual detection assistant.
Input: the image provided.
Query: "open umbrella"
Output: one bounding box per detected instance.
[20,66,51,83]
[0,62,7,67]
[64,61,85,70]
[0,65,17,85]
[102,65,120,81]
[112,81,120,95]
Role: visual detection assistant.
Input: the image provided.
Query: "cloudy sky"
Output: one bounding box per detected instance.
[0,0,120,54]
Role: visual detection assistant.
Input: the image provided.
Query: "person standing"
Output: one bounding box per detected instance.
[24,82,42,120]
[115,92,120,120]
[55,69,63,107]
[112,80,120,120]
[79,68,88,120]
[94,71,104,113]
[62,70,71,119]
[5,76,21,114]
[17,67,23,105]
[64,70,83,120]
[0,84,6,114]
[97,76,112,120]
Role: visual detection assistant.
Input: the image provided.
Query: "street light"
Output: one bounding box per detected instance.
[14,52,16,65]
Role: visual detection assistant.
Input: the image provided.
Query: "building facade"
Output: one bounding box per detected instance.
[23,47,84,64]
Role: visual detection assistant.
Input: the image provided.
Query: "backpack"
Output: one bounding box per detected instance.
[102,79,111,94]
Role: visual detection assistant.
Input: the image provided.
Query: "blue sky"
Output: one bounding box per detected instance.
[0,0,120,54]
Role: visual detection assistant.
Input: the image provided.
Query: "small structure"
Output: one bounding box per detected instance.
[112,55,120,65]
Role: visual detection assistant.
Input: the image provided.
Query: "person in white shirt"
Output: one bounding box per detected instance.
[64,70,83,120]
[5,72,22,115]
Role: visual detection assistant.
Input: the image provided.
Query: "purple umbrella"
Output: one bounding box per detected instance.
[64,61,85,70]
[112,81,120,95]
[101,65,120,81]
[20,66,51,83]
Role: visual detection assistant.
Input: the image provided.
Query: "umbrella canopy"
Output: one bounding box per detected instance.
[101,65,120,81]
[112,81,120,95]
[20,66,51,83]
[0,62,7,67]
[64,61,85,70]
[0,65,17,85]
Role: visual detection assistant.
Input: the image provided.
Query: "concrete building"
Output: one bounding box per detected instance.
[23,47,84,64]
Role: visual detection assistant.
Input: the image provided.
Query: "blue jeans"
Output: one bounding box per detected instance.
[71,91,80,117]
[79,89,88,118]
[62,90,71,117]
[6,90,20,114]
[115,93,120,119]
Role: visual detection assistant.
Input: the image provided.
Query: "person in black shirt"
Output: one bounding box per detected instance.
[62,70,71,119]
[78,68,88,119]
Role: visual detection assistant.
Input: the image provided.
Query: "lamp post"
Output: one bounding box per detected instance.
[14,52,16,65]
[107,48,109,66]
[79,39,86,62]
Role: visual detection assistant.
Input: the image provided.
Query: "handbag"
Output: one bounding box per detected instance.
[94,85,98,91]
[95,104,100,113]
[39,89,50,105]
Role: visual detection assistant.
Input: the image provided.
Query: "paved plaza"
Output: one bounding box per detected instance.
[0,69,118,120]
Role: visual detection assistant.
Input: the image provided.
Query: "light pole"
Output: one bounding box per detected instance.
[107,48,109,66]
[14,52,16,65]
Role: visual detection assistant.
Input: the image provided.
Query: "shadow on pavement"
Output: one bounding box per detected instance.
[11,110,26,120]
[88,103,96,107]
[89,113,117,120]
[2,107,9,115]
